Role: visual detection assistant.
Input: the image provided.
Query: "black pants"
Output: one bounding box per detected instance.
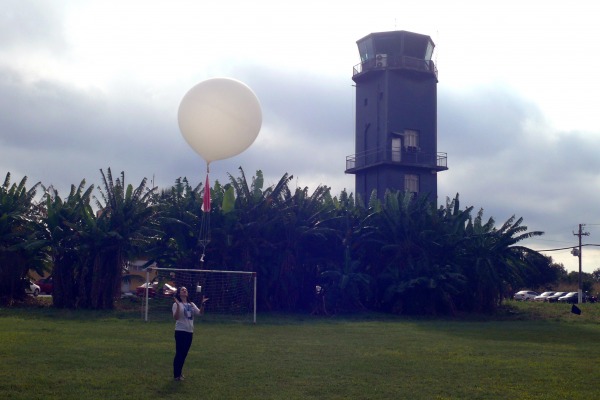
[173,330,193,378]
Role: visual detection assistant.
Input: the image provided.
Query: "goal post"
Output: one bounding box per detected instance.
[142,267,257,324]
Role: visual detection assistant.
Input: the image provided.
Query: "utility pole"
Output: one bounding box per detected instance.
[573,224,590,303]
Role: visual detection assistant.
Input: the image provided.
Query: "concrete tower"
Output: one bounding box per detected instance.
[345,30,448,204]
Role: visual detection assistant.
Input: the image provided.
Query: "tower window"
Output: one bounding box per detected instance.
[392,138,401,162]
[403,130,419,151]
[405,174,419,194]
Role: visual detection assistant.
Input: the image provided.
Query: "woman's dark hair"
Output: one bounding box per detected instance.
[175,286,185,302]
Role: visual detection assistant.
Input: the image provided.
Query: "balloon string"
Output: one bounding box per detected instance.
[200,165,211,265]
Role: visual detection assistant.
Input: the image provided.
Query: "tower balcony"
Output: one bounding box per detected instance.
[353,55,438,79]
[345,147,448,174]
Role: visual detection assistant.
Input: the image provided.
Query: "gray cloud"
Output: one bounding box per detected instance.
[438,84,600,269]
[0,63,356,196]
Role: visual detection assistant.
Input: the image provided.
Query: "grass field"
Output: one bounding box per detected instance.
[1,300,599,400]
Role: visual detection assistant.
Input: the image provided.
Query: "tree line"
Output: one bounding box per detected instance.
[0,168,563,314]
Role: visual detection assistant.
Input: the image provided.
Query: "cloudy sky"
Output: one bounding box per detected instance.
[2,0,600,273]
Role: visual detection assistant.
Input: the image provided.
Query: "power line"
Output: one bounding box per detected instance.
[535,246,578,252]
[535,243,600,252]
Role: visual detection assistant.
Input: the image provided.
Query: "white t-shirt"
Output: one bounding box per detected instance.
[173,301,201,333]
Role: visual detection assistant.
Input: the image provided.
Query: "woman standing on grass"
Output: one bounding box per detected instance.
[172,286,201,381]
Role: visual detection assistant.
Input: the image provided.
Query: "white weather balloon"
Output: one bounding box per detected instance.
[178,78,262,164]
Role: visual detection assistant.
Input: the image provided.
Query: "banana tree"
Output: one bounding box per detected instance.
[272,184,339,311]
[85,168,159,309]
[43,180,95,308]
[457,212,544,312]
[0,173,47,305]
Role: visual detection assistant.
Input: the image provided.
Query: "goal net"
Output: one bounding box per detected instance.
[141,268,256,323]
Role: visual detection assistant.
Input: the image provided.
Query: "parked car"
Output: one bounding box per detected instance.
[587,293,598,303]
[23,279,40,297]
[136,282,177,298]
[557,292,598,304]
[533,291,555,302]
[35,276,53,294]
[513,290,539,301]
[558,292,581,303]
[546,292,569,303]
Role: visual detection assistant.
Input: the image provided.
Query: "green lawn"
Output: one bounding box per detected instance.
[1,301,599,399]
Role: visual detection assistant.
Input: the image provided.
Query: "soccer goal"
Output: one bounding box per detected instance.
[142,267,257,324]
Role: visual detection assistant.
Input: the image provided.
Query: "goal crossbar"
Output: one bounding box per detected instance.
[143,267,257,323]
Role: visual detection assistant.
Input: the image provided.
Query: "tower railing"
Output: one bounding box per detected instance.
[345,147,447,172]
[353,56,438,78]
